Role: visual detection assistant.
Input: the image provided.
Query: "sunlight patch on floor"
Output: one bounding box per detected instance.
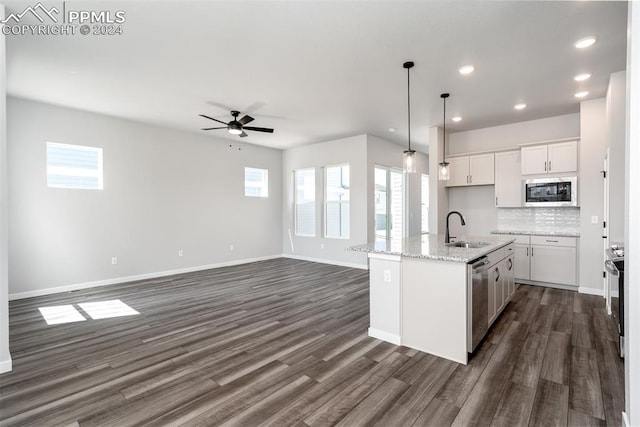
[78,299,140,319]
[38,305,87,325]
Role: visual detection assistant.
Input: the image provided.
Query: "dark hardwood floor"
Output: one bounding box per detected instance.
[0,258,624,426]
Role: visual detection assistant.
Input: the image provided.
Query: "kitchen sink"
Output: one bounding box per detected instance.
[445,241,491,249]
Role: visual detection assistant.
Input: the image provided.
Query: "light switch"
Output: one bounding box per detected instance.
[591,215,598,224]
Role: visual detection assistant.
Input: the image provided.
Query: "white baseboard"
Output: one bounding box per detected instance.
[0,358,12,374]
[282,254,368,270]
[9,255,283,300]
[579,286,605,296]
[368,328,401,345]
[622,411,629,427]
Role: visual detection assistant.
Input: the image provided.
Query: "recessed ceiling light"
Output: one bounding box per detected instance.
[514,103,527,110]
[575,91,589,98]
[388,127,396,132]
[574,73,592,81]
[458,65,475,75]
[575,36,597,49]
[452,116,462,122]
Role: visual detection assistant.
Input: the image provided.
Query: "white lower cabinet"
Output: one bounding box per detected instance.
[510,234,577,287]
[489,252,515,326]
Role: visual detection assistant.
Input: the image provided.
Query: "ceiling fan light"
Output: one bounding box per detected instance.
[228,128,243,135]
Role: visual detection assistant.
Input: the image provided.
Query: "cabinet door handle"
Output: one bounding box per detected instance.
[496,197,498,206]
[507,259,513,270]
[495,267,500,281]
[546,239,559,243]
[470,175,472,184]
[531,247,534,256]
[549,161,552,171]
[526,247,529,256]
[544,161,547,171]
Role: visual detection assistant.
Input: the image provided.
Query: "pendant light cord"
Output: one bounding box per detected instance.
[407,65,411,152]
[440,93,450,163]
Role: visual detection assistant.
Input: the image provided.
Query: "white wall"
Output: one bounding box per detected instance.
[607,71,626,243]
[448,114,580,154]
[625,2,639,423]
[579,98,608,292]
[0,5,12,373]
[448,186,497,237]
[282,135,368,268]
[429,126,448,234]
[7,98,283,297]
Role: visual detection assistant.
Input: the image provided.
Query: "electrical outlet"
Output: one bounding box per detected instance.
[229,244,234,251]
[591,215,598,224]
[383,269,391,283]
[178,250,184,257]
[111,257,118,265]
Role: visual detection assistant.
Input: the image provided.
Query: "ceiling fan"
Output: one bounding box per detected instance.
[199,110,274,137]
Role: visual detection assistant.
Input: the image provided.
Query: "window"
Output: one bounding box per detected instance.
[46,142,103,190]
[421,174,430,234]
[374,166,404,240]
[295,168,316,236]
[244,167,268,197]
[325,164,350,238]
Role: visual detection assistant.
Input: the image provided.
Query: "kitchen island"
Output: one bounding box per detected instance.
[349,234,515,364]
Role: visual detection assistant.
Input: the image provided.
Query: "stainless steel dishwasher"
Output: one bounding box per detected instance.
[468,256,491,352]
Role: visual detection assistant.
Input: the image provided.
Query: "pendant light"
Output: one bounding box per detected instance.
[403,61,416,174]
[439,93,450,181]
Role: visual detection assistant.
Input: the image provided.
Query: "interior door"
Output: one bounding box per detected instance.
[603,151,611,314]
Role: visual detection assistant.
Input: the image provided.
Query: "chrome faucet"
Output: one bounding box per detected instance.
[445,211,466,243]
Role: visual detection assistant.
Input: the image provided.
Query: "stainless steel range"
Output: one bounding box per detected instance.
[605,244,625,357]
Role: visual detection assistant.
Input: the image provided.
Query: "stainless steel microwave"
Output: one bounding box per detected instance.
[522,177,578,207]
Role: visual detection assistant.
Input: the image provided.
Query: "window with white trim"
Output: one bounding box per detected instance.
[294,168,316,236]
[421,174,430,234]
[46,142,103,190]
[244,167,269,197]
[325,164,350,238]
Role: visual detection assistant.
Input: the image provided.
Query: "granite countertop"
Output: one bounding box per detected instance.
[491,230,580,237]
[348,234,515,263]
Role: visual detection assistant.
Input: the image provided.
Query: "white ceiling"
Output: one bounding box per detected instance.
[5,1,628,151]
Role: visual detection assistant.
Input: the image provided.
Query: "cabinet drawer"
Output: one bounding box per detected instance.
[531,235,576,247]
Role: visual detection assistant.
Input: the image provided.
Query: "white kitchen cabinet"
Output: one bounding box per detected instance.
[521,145,548,175]
[521,141,578,175]
[508,234,577,287]
[530,236,577,286]
[548,141,578,173]
[447,156,471,187]
[495,150,522,207]
[488,245,514,326]
[514,243,530,281]
[446,153,495,187]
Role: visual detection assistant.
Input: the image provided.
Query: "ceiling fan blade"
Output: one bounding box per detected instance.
[201,127,228,130]
[240,131,249,138]
[239,115,254,125]
[199,114,229,125]
[243,126,274,133]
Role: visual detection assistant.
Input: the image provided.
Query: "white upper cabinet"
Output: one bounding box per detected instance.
[548,141,578,173]
[469,154,495,185]
[494,150,521,207]
[446,153,495,187]
[447,156,471,187]
[521,141,578,175]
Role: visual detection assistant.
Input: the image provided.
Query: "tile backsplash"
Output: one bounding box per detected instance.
[497,208,580,234]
